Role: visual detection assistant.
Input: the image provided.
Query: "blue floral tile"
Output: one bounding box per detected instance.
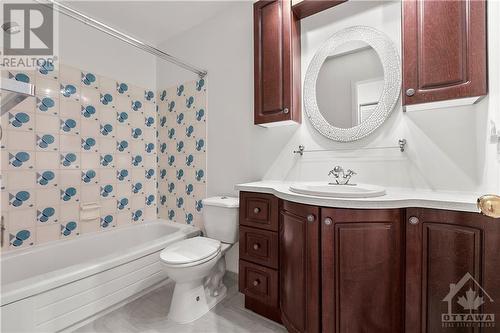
[81,71,98,87]
[156,80,205,227]
[2,62,159,251]
[7,111,34,131]
[60,221,78,237]
[10,228,34,248]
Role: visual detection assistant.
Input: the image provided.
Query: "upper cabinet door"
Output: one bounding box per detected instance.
[254,0,301,125]
[402,0,487,107]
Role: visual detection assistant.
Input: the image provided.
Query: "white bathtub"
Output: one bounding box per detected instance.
[1,220,200,333]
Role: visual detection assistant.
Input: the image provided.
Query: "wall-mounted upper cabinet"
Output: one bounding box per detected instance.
[402,0,487,111]
[254,0,301,126]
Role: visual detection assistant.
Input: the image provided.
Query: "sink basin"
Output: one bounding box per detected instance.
[289,182,386,198]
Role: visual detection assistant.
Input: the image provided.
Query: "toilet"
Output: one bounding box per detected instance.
[160,196,239,323]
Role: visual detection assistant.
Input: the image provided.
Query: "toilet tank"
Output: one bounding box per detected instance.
[202,196,239,244]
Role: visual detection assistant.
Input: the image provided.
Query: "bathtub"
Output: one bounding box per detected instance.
[1,220,200,333]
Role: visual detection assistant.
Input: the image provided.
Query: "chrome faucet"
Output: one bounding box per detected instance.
[328,165,357,185]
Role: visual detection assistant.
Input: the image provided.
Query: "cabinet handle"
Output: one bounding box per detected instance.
[306,214,315,223]
[409,216,420,225]
[253,279,260,287]
[406,88,415,97]
[324,217,333,226]
[253,243,260,250]
[253,207,260,214]
[283,107,289,114]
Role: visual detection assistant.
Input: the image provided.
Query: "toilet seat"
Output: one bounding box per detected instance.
[161,237,221,267]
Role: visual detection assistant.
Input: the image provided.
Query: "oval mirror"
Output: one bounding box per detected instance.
[304,26,401,142]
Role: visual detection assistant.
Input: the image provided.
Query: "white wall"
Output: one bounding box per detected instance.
[156,0,500,272]
[59,14,156,88]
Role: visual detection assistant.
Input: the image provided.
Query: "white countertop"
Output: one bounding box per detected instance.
[235,181,483,213]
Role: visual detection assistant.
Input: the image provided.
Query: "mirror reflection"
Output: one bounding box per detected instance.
[316,41,384,129]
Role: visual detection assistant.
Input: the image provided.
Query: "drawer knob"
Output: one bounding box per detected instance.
[253,279,261,286]
[253,207,261,214]
[283,107,289,114]
[306,214,315,223]
[324,217,333,226]
[406,88,415,97]
[253,243,260,250]
[409,216,420,225]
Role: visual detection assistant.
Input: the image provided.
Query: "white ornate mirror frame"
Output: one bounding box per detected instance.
[303,26,401,142]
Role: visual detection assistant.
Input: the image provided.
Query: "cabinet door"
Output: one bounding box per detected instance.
[253,0,301,125]
[402,0,487,106]
[321,208,404,333]
[280,201,320,333]
[405,208,500,333]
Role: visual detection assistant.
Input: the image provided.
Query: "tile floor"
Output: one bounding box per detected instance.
[75,275,286,333]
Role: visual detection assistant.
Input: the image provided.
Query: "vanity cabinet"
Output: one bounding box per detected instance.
[321,208,404,333]
[238,192,500,332]
[253,0,301,126]
[238,192,281,322]
[280,201,320,333]
[405,208,500,333]
[402,0,487,108]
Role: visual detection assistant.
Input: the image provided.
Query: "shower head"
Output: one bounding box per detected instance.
[2,22,21,34]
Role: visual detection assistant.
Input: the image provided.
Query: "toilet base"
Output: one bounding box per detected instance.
[168,279,227,324]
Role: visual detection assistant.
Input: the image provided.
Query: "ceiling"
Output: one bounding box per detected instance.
[67,1,237,45]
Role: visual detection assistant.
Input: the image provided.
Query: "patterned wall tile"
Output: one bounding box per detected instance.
[1,65,157,252]
[157,79,207,230]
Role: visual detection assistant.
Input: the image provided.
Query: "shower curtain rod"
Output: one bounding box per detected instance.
[36,0,208,78]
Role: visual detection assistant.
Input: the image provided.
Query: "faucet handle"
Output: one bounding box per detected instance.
[345,169,357,176]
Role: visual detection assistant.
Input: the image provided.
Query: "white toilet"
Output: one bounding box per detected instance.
[160,196,239,323]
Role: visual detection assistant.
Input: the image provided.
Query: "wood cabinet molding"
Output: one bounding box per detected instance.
[292,0,347,20]
[402,0,487,107]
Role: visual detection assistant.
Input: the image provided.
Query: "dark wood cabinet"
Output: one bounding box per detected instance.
[240,192,279,231]
[238,192,281,323]
[280,201,320,333]
[321,208,404,333]
[253,0,301,125]
[402,0,487,107]
[405,208,500,333]
[240,226,278,269]
[238,192,500,332]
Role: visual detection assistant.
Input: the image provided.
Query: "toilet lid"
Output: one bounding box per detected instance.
[160,237,221,265]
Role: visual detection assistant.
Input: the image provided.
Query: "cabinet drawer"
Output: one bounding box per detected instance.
[240,226,278,269]
[239,260,278,307]
[240,192,279,231]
